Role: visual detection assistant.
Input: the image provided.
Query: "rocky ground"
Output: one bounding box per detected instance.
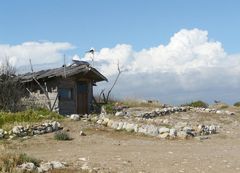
[1,105,240,173]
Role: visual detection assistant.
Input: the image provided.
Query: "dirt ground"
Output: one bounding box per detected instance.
[2,110,240,173]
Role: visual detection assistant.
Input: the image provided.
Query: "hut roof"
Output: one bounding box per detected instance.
[19,63,107,83]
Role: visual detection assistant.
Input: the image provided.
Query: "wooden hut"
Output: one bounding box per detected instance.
[20,62,107,115]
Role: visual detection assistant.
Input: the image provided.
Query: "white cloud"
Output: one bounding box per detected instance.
[1,29,239,104]
[0,41,74,69]
[83,28,240,104]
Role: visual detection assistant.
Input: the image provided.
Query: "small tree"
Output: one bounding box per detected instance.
[0,60,24,112]
[100,60,123,104]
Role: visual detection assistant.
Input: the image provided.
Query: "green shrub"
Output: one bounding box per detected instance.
[104,102,116,114]
[54,131,71,141]
[234,102,240,107]
[18,153,40,167]
[184,100,208,108]
[0,153,40,172]
[0,108,63,128]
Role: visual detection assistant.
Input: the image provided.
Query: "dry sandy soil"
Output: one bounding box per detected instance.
[2,108,240,173]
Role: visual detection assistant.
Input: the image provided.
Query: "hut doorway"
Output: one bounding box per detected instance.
[77,82,89,114]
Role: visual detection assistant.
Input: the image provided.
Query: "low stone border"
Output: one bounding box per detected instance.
[17,161,66,173]
[114,106,235,119]
[93,116,217,139]
[0,121,62,139]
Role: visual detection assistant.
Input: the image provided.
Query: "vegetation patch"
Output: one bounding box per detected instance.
[234,102,240,107]
[54,131,71,141]
[183,100,208,108]
[0,108,63,128]
[0,153,40,172]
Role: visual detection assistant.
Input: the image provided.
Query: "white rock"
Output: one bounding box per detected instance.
[117,122,124,130]
[146,125,159,136]
[102,118,110,126]
[12,126,22,134]
[163,119,169,124]
[138,125,148,134]
[46,126,53,133]
[40,163,53,172]
[122,122,128,129]
[177,131,188,139]
[96,119,103,125]
[80,131,86,136]
[125,123,135,132]
[225,111,235,115]
[115,111,125,116]
[0,129,4,138]
[158,133,169,139]
[111,121,119,129]
[18,162,36,171]
[159,127,170,134]
[209,125,217,134]
[70,114,80,121]
[50,161,65,169]
[216,110,223,114]
[101,106,107,115]
[37,167,44,173]
[51,121,60,131]
[134,124,139,133]
[169,128,177,137]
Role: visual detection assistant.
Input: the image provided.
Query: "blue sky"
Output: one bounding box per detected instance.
[0,0,240,54]
[0,1,240,104]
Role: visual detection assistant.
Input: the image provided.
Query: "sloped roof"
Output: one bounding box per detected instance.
[19,63,107,83]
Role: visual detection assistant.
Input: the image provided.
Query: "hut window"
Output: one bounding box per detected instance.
[59,88,73,100]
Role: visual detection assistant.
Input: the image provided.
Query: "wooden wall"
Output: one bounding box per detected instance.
[58,78,77,115]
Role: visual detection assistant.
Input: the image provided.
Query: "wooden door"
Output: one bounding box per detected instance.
[77,82,88,114]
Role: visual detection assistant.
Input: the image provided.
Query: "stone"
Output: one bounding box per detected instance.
[111,121,119,129]
[101,106,107,115]
[225,111,235,115]
[158,133,169,139]
[70,114,80,121]
[122,122,128,129]
[138,125,148,134]
[96,119,103,125]
[117,122,124,130]
[40,163,53,172]
[0,129,4,138]
[159,127,170,134]
[37,167,44,173]
[18,162,36,171]
[169,128,177,137]
[163,119,169,124]
[216,110,223,114]
[209,125,217,134]
[46,126,53,133]
[80,131,86,136]
[51,121,60,131]
[177,131,188,139]
[102,118,110,126]
[134,124,139,133]
[115,111,125,116]
[12,126,22,134]
[125,123,135,132]
[50,161,65,169]
[107,119,113,127]
[146,125,159,136]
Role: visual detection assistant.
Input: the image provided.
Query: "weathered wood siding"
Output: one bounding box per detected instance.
[58,78,77,115]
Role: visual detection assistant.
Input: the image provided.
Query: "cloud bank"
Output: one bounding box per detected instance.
[83,29,240,104]
[0,41,74,72]
[0,29,239,104]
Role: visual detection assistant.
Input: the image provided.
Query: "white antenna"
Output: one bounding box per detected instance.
[86,48,95,67]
